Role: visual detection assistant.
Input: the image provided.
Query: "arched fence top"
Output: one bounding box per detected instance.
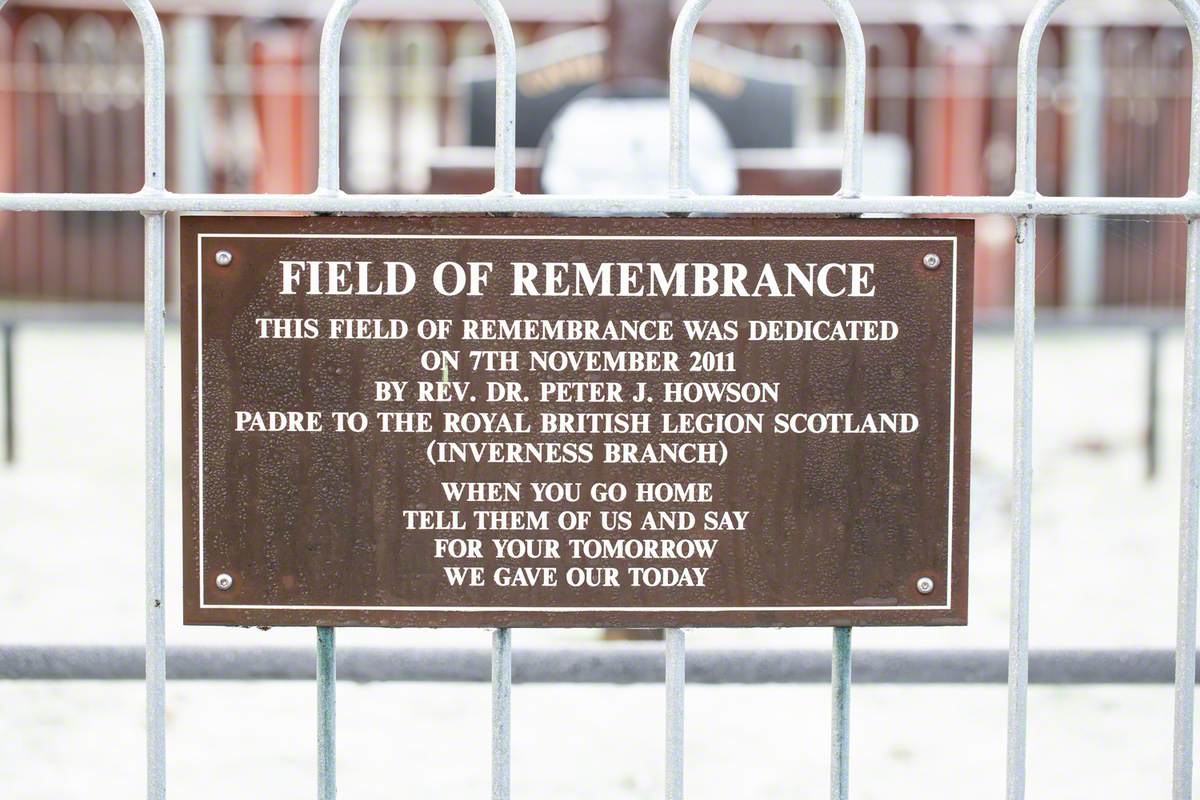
[316,0,517,195]
[668,0,865,198]
[1014,0,1200,197]
[123,0,165,192]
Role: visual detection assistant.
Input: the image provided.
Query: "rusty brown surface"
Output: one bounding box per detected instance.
[181,215,973,628]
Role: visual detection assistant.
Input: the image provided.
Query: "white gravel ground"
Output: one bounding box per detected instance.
[2,322,1198,798]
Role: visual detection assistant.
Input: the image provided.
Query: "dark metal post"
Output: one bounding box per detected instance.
[1148,326,1162,479]
[3,322,13,465]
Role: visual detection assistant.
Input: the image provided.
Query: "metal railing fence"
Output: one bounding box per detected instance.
[2,10,1198,308]
[0,0,1199,799]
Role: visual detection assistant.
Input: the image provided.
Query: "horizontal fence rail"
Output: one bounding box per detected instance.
[3,646,1198,685]
[1,192,1199,216]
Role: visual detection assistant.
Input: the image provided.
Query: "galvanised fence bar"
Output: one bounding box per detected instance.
[0,0,1198,799]
[6,644,1199,685]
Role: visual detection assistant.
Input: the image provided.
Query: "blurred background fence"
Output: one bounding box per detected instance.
[0,0,1194,310]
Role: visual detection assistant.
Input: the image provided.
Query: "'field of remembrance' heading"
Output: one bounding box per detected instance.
[277,259,879,298]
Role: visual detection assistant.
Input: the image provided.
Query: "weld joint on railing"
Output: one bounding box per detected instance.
[1184,190,1200,220]
[1007,189,1039,214]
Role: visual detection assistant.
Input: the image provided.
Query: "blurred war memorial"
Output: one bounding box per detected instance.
[443,0,816,196]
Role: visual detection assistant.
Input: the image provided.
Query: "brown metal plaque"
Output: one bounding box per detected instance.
[182,215,973,627]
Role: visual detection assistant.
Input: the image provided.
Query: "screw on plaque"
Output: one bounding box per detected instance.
[922,253,941,270]
[215,573,234,591]
[916,576,935,594]
[214,250,233,267]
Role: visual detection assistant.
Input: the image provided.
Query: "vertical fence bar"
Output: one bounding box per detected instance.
[491,628,512,800]
[830,627,851,800]
[666,1,701,195]
[663,6,703,793]
[1172,1,1200,795]
[492,624,513,794]
[1007,2,1057,794]
[125,2,168,799]
[143,209,166,800]
[318,626,337,800]
[824,3,866,790]
[1007,214,1035,800]
[313,6,345,797]
[665,628,685,800]
[474,1,517,194]
[477,0,519,792]
[316,1,353,193]
[479,0,519,785]
[1176,219,1200,800]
